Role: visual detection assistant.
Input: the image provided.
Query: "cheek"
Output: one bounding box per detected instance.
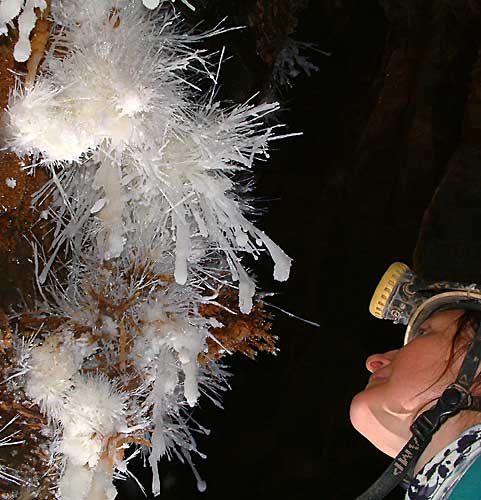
[390,364,438,410]
[387,340,457,412]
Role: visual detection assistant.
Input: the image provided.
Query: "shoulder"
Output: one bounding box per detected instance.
[407,425,481,500]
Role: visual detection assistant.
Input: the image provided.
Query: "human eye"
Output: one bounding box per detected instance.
[414,325,429,339]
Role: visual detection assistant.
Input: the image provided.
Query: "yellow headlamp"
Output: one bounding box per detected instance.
[369,262,481,344]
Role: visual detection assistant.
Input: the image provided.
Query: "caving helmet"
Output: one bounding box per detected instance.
[369,261,481,344]
[355,262,481,499]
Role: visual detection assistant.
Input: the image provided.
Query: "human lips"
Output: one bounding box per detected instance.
[367,370,389,385]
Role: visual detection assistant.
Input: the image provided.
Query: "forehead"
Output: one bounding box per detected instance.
[421,309,464,328]
[404,299,479,344]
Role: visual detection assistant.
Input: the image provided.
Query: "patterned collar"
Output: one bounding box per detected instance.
[406,424,481,500]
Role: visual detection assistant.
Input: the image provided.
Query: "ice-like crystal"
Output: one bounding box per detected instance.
[5,0,293,496]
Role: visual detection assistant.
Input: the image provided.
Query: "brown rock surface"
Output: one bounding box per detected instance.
[0,34,50,311]
[0,16,54,500]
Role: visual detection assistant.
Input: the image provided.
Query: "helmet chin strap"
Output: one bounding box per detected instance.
[356,311,481,500]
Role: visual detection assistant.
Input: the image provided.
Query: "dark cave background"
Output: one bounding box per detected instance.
[4,0,481,499]
[120,0,481,499]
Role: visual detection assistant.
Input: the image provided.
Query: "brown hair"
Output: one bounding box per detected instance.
[415,309,481,415]
[447,309,481,390]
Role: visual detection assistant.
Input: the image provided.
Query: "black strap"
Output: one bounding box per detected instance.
[455,321,481,390]
[468,396,481,411]
[354,435,428,500]
[355,319,481,500]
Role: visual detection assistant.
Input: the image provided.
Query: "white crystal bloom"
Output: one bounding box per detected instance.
[58,458,119,500]
[57,462,93,500]
[7,3,195,162]
[133,303,206,406]
[7,0,292,313]
[59,376,126,467]
[8,0,292,496]
[25,333,84,418]
[7,80,99,162]
[138,102,293,310]
[86,459,118,500]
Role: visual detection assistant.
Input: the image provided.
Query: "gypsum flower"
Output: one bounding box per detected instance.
[51,0,195,28]
[59,375,127,467]
[29,250,229,495]
[5,0,290,492]
[128,100,293,312]
[7,0,290,314]
[132,301,210,406]
[24,332,87,419]
[0,0,195,63]
[57,461,94,500]
[33,101,292,312]
[6,1,210,162]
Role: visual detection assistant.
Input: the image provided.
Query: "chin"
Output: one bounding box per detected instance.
[350,390,403,458]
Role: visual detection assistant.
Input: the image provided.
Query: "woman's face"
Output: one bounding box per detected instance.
[350,309,468,457]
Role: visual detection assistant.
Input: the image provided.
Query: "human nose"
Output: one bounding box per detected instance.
[365,350,398,373]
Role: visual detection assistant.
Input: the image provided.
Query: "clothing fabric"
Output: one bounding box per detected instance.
[406,424,481,499]
[449,451,481,499]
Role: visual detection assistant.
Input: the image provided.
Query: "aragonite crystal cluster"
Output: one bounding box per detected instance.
[0,1,293,498]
